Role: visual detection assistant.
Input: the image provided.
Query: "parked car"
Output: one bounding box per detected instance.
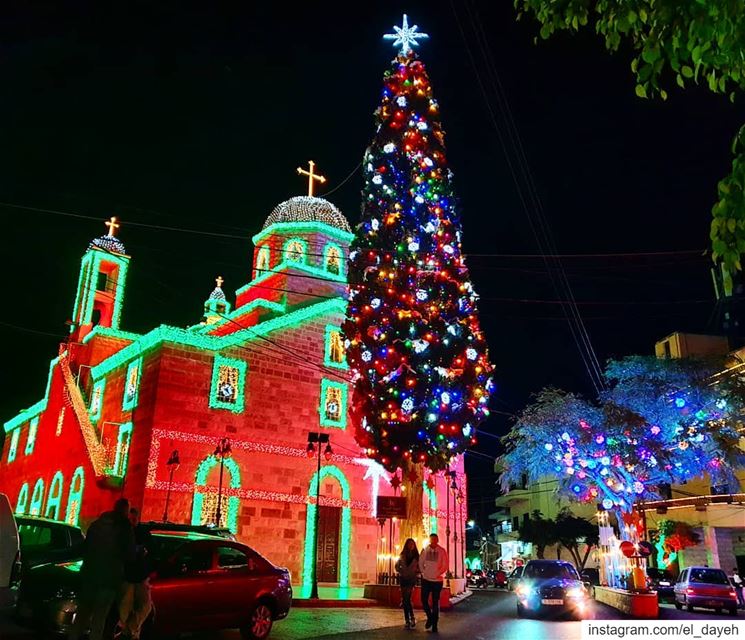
[138,520,237,540]
[0,494,20,602]
[515,560,590,619]
[507,565,524,591]
[493,568,508,589]
[15,515,84,572]
[467,568,489,588]
[673,566,738,615]
[17,532,292,639]
[647,567,674,602]
[580,568,599,586]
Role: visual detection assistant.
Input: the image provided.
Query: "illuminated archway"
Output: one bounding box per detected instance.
[302,465,351,589]
[191,455,241,533]
[423,484,438,536]
[65,467,85,525]
[29,478,45,516]
[16,483,29,515]
[45,471,64,520]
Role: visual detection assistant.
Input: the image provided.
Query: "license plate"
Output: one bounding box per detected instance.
[706,600,720,606]
[541,599,563,605]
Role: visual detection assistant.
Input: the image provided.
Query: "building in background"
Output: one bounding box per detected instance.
[0,195,466,590]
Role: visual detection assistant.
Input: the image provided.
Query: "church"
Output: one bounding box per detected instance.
[0,174,466,590]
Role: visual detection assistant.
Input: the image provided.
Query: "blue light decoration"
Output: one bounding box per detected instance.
[343,20,493,472]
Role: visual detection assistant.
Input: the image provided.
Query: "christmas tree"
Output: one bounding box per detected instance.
[343,16,494,473]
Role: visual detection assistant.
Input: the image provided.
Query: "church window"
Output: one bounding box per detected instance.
[25,417,39,455]
[29,478,45,516]
[324,325,348,369]
[7,428,20,463]
[200,493,230,529]
[45,471,64,520]
[111,422,133,477]
[209,355,247,413]
[283,238,307,264]
[16,483,29,515]
[122,358,142,411]
[89,379,105,423]
[65,467,85,526]
[319,379,347,428]
[96,271,109,292]
[256,245,271,275]
[323,243,343,277]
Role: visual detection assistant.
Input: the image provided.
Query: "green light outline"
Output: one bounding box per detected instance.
[255,245,271,276]
[252,221,354,246]
[199,298,285,335]
[65,467,85,526]
[8,428,20,462]
[81,326,141,345]
[24,417,39,455]
[235,259,347,298]
[322,241,345,278]
[29,478,45,516]
[323,324,348,370]
[121,358,142,412]
[4,356,61,433]
[209,355,247,413]
[319,378,348,429]
[302,465,351,588]
[89,378,106,424]
[423,484,438,535]
[191,454,241,533]
[112,422,133,476]
[45,471,64,520]
[282,237,309,265]
[15,483,28,514]
[77,249,130,329]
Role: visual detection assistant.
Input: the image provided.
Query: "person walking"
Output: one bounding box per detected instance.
[117,508,153,639]
[419,533,449,633]
[395,538,420,629]
[69,498,135,640]
[731,567,744,609]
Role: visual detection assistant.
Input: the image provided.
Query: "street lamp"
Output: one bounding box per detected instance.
[213,437,232,527]
[307,431,332,600]
[162,449,180,522]
[450,474,460,579]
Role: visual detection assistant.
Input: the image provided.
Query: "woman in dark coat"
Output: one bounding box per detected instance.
[396,538,420,628]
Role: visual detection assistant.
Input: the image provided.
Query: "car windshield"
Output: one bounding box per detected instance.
[689,569,730,585]
[524,563,578,580]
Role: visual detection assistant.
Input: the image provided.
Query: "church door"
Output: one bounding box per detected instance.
[316,505,341,583]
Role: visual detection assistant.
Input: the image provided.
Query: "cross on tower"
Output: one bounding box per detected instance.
[215,276,224,288]
[296,160,326,197]
[105,216,120,237]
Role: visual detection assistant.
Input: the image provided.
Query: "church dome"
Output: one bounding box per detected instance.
[263,196,351,233]
[89,235,126,255]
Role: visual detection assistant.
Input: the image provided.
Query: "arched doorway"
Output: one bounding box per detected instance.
[423,484,438,537]
[191,455,241,533]
[303,465,351,589]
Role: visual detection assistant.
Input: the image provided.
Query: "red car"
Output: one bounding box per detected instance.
[673,566,738,615]
[17,532,292,639]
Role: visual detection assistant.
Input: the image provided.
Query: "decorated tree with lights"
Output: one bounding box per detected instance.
[343,16,494,538]
[499,356,745,514]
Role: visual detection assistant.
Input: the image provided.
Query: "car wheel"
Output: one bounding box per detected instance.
[674,602,682,610]
[687,605,694,613]
[516,603,524,618]
[241,602,274,640]
[715,608,722,614]
[729,608,737,616]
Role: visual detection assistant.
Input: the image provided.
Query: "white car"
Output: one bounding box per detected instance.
[0,493,20,605]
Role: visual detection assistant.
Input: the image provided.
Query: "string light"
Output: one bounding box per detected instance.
[263,196,351,233]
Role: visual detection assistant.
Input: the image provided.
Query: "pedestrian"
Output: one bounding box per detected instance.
[69,498,135,640]
[117,508,153,639]
[731,567,744,609]
[419,533,449,633]
[396,538,420,629]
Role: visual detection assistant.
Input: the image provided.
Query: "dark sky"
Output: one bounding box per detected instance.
[0,1,740,525]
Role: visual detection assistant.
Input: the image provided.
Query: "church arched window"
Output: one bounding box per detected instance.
[255,245,270,276]
[324,324,348,369]
[324,243,343,276]
[284,238,307,264]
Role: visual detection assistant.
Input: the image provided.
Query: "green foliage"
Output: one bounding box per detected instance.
[517,510,558,558]
[555,508,599,570]
[515,0,745,273]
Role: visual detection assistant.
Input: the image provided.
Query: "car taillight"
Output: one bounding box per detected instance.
[729,590,737,597]
[686,587,695,595]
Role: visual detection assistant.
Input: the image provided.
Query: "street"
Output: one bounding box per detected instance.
[5,589,741,640]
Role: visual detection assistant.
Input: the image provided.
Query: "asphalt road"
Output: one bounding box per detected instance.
[3,589,742,640]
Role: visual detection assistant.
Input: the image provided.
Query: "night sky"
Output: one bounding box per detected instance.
[0,1,741,526]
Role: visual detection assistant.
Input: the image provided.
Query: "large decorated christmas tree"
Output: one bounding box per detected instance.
[343,16,494,475]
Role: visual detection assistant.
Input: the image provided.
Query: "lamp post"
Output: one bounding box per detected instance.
[457,490,466,578]
[450,473,459,579]
[213,437,232,527]
[307,432,332,600]
[162,449,180,522]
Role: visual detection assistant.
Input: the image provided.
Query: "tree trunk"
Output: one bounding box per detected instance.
[537,545,545,559]
[398,460,426,548]
[580,544,593,571]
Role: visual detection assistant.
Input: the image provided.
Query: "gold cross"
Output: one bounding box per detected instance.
[296,160,326,197]
[216,276,224,288]
[105,216,120,237]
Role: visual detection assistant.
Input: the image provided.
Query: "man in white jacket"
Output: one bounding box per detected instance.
[419,533,449,633]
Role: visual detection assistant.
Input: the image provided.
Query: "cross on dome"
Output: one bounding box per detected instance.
[215,276,224,288]
[383,14,428,55]
[296,160,326,197]
[105,216,120,237]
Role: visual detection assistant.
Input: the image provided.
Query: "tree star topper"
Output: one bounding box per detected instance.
[383,14,428,55]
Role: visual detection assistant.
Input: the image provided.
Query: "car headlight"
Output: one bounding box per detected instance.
[566,587,586,599]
